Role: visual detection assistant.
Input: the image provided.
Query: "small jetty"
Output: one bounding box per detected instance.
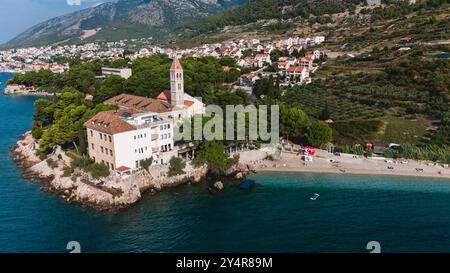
[239,179,255,190]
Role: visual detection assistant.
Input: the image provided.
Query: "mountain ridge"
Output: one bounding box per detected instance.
[3,0,246,48]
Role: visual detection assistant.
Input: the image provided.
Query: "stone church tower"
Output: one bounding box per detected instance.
[170,57,184,107]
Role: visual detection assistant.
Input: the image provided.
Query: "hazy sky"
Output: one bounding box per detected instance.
[0,0,110,43]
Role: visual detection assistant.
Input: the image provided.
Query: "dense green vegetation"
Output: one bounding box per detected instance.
[370,0,449,21]
[63,156,111,179]
[383,143,450,163]
[287,47,449,146]
[193,141,240,174]
[168,157,186,177]
[179,0,365,38]
[32,88,117,155]
[306,121,333,147]
[140,158,153,172]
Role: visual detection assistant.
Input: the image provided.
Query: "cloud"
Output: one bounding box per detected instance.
[67,0,104,6]
[67,0,81,5]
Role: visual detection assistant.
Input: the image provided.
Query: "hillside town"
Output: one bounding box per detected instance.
[0,35,327,92]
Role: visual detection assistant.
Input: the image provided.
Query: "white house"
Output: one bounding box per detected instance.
[286,66,310,83]
[255,54,272,65]
[314,36,326,44]
[101,67,133,79]
[84,109,175,172]
[312,49,325,60]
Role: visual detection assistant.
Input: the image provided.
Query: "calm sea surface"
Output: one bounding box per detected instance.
[1,72,450,253]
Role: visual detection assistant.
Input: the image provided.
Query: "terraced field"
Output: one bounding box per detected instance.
[284,86,385,122]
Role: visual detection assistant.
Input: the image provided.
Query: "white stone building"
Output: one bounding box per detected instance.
[84,57,205,173]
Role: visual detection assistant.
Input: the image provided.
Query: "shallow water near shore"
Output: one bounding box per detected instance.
[2,72,450,253]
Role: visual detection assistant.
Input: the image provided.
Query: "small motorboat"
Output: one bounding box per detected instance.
[239,179,256,190]
[310,193,320,201]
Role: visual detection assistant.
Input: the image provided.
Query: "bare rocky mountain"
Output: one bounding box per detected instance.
[4,0,246,48]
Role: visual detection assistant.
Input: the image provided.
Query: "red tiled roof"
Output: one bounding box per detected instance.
[84,111,135,134]
[287,66,305,72]
[105,93,174,113]
[157,90,171,101]
[184,100,194,107]
[157,91,195,108]
[171,57,183,70]
[116,166,131,172]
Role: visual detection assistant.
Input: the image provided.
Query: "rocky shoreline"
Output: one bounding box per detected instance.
[10,131,214,212]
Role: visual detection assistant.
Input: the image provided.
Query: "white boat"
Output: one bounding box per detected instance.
[310,193,320,201]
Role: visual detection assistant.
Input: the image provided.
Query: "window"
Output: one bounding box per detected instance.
[100,134,103,140]
[168,124,171,129]
[109,136,112,142]
[90,130,93,137]
[91,144,95,150]
[135,161,139,169]
[160,125,163,130]
[134,136,136,140]
[101,147,104,153]
[110,149,113,156]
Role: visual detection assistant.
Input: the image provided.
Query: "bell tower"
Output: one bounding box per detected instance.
[170,56,184,107]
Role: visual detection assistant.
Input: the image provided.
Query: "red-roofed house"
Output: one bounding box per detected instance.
[286,66,310,83]
[239,73,260,87]
[255,54,272,65]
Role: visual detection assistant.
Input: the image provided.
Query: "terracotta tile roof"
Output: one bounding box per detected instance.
[171,57,183,70]
[287,66,305,72]
[84,111,135,134]
[157,91,195,108]
[157,90,171,101]
[115,166,131,172]
[241,73,256,79]
[184,100,194,107]
[105,93,174,113]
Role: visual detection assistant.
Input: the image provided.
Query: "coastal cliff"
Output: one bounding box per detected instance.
[11,131,209,212]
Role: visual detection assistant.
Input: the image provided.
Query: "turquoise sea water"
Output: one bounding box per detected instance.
[1,72,450,253]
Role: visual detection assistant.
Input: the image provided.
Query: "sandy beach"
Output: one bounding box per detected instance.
[238,149,450,179]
